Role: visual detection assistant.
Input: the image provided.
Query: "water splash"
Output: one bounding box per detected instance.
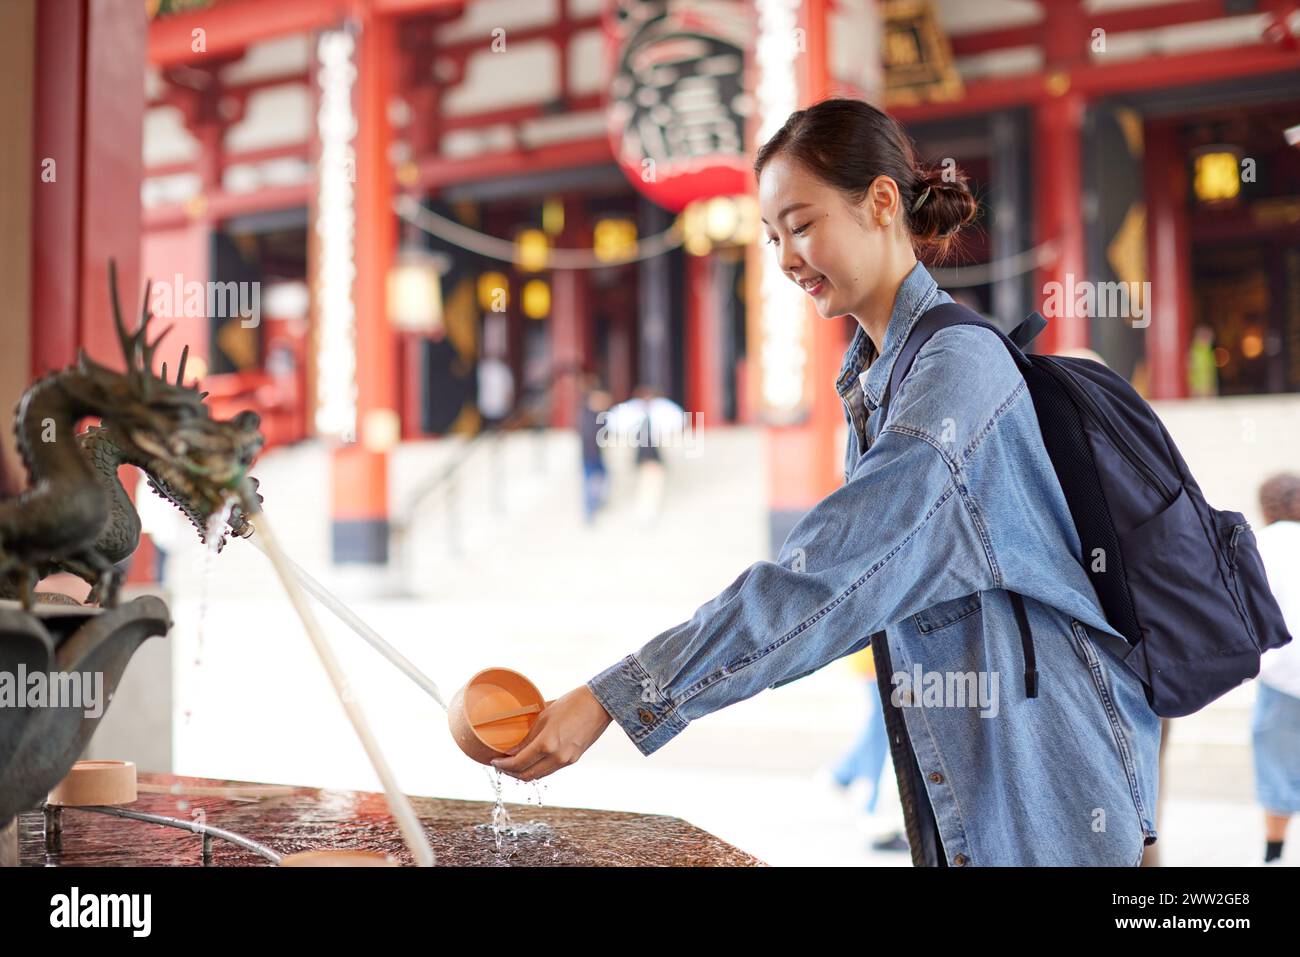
[482,766,513,853]
[186,495,237,726]
[476,767,553,861]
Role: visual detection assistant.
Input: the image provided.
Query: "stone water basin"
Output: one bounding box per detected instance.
[18,772,765,866]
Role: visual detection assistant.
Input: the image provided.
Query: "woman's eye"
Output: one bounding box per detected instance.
[765,235,778,246]
[792,223,810,235]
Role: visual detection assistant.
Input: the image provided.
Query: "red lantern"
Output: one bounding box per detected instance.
[605,1,755,212]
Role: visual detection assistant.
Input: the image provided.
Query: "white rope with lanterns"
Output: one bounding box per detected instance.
[930,239,1061,288]
[395,192,1050,287]
[393,195,684,269]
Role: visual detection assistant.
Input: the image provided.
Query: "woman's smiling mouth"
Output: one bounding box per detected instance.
[795,274,826,296]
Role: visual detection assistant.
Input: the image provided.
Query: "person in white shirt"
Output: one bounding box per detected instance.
[1251,473,1300,864]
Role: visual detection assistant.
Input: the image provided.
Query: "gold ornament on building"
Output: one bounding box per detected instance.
[882,0,963,107]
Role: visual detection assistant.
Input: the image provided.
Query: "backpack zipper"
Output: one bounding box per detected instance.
[1227,521,1251,568]
[1040,359,1173,503]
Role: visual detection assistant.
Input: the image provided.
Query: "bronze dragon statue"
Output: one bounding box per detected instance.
[0,262,264,610]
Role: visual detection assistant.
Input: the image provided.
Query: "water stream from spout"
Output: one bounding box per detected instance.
[186,498,237,726]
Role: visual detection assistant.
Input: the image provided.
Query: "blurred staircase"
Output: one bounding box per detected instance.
[390,427,771,604]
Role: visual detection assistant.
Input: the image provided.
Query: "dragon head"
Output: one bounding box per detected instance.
[76,262,265,545]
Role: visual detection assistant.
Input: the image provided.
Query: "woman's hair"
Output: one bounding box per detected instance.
[753,97,979,261]
[1259,473,1300,525]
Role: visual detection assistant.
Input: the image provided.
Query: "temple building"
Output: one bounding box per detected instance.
[2,0,1298,561]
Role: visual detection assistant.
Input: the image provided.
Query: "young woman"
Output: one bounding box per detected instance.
[491,98,1162,867]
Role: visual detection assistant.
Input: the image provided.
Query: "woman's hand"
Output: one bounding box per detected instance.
[490,684,614,781]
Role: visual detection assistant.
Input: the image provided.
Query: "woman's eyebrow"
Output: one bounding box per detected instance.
[761,201,813,225]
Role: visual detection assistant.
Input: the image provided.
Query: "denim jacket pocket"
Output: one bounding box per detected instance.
[1068,619,1153,840]
[913,592,982,634]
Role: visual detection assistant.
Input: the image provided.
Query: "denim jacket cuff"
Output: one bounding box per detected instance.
[586,654,690,757]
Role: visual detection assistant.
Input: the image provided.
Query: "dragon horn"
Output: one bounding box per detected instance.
[108,260,136,369]
[126,277,155,374]
[140,278,153,329]
[176,343,190,386]
[160,361,167,380]
[141,324,173,376]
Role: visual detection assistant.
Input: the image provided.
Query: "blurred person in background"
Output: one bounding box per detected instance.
[1251,472,1300,865]
[578,372,611,524]
[603,385,685,526]
[821,648,899,847]
[1187,324,1218,398]
[630,385,668,526]
[478,354,514,429]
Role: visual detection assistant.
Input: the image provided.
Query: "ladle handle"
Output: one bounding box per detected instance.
[473,704,541,725]
[471,699,558,727]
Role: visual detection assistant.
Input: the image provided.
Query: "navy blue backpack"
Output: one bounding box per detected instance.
[881,302,1294,718]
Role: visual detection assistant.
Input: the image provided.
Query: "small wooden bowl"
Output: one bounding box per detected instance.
[448,668,551,765]
[279,850,399,867]
[47,760,138,806]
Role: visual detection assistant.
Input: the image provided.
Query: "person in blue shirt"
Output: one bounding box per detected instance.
[491,98,1162,867]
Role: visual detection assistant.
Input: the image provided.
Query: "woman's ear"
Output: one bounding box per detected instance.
[864,175,900,226]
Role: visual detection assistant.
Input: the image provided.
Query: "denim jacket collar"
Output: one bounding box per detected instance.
[834,260,941,412]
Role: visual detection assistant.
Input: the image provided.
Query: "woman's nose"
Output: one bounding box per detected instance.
[778,242,803,274]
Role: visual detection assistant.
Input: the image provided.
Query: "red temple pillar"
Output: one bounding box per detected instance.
[1033,89,1089,353]
[549,198,590,429]
[763,0,844,554]
[28,0,148,586]
[1033,0,1088,354]
[686,253,725,427]
[331,6,398,566]
[32,0,145,376]
[1144,120,1191,399]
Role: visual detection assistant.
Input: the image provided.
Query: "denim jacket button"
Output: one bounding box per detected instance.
[929,771,944,784]
[638,708,655,725]
[952,854,968,866]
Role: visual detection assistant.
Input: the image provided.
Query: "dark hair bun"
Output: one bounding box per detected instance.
[908,164,979,255]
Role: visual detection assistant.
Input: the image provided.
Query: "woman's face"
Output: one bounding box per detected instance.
[758,152,892,320]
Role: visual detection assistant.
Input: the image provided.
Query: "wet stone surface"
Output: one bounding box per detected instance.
[18,772,765,867]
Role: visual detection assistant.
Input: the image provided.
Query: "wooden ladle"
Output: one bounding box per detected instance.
[449,669,554,763]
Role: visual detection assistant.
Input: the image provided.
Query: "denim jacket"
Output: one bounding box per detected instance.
[587,261,1162,866]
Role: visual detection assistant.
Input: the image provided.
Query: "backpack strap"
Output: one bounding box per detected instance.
[878,301,1048,701]
[1008,311,1047,351]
